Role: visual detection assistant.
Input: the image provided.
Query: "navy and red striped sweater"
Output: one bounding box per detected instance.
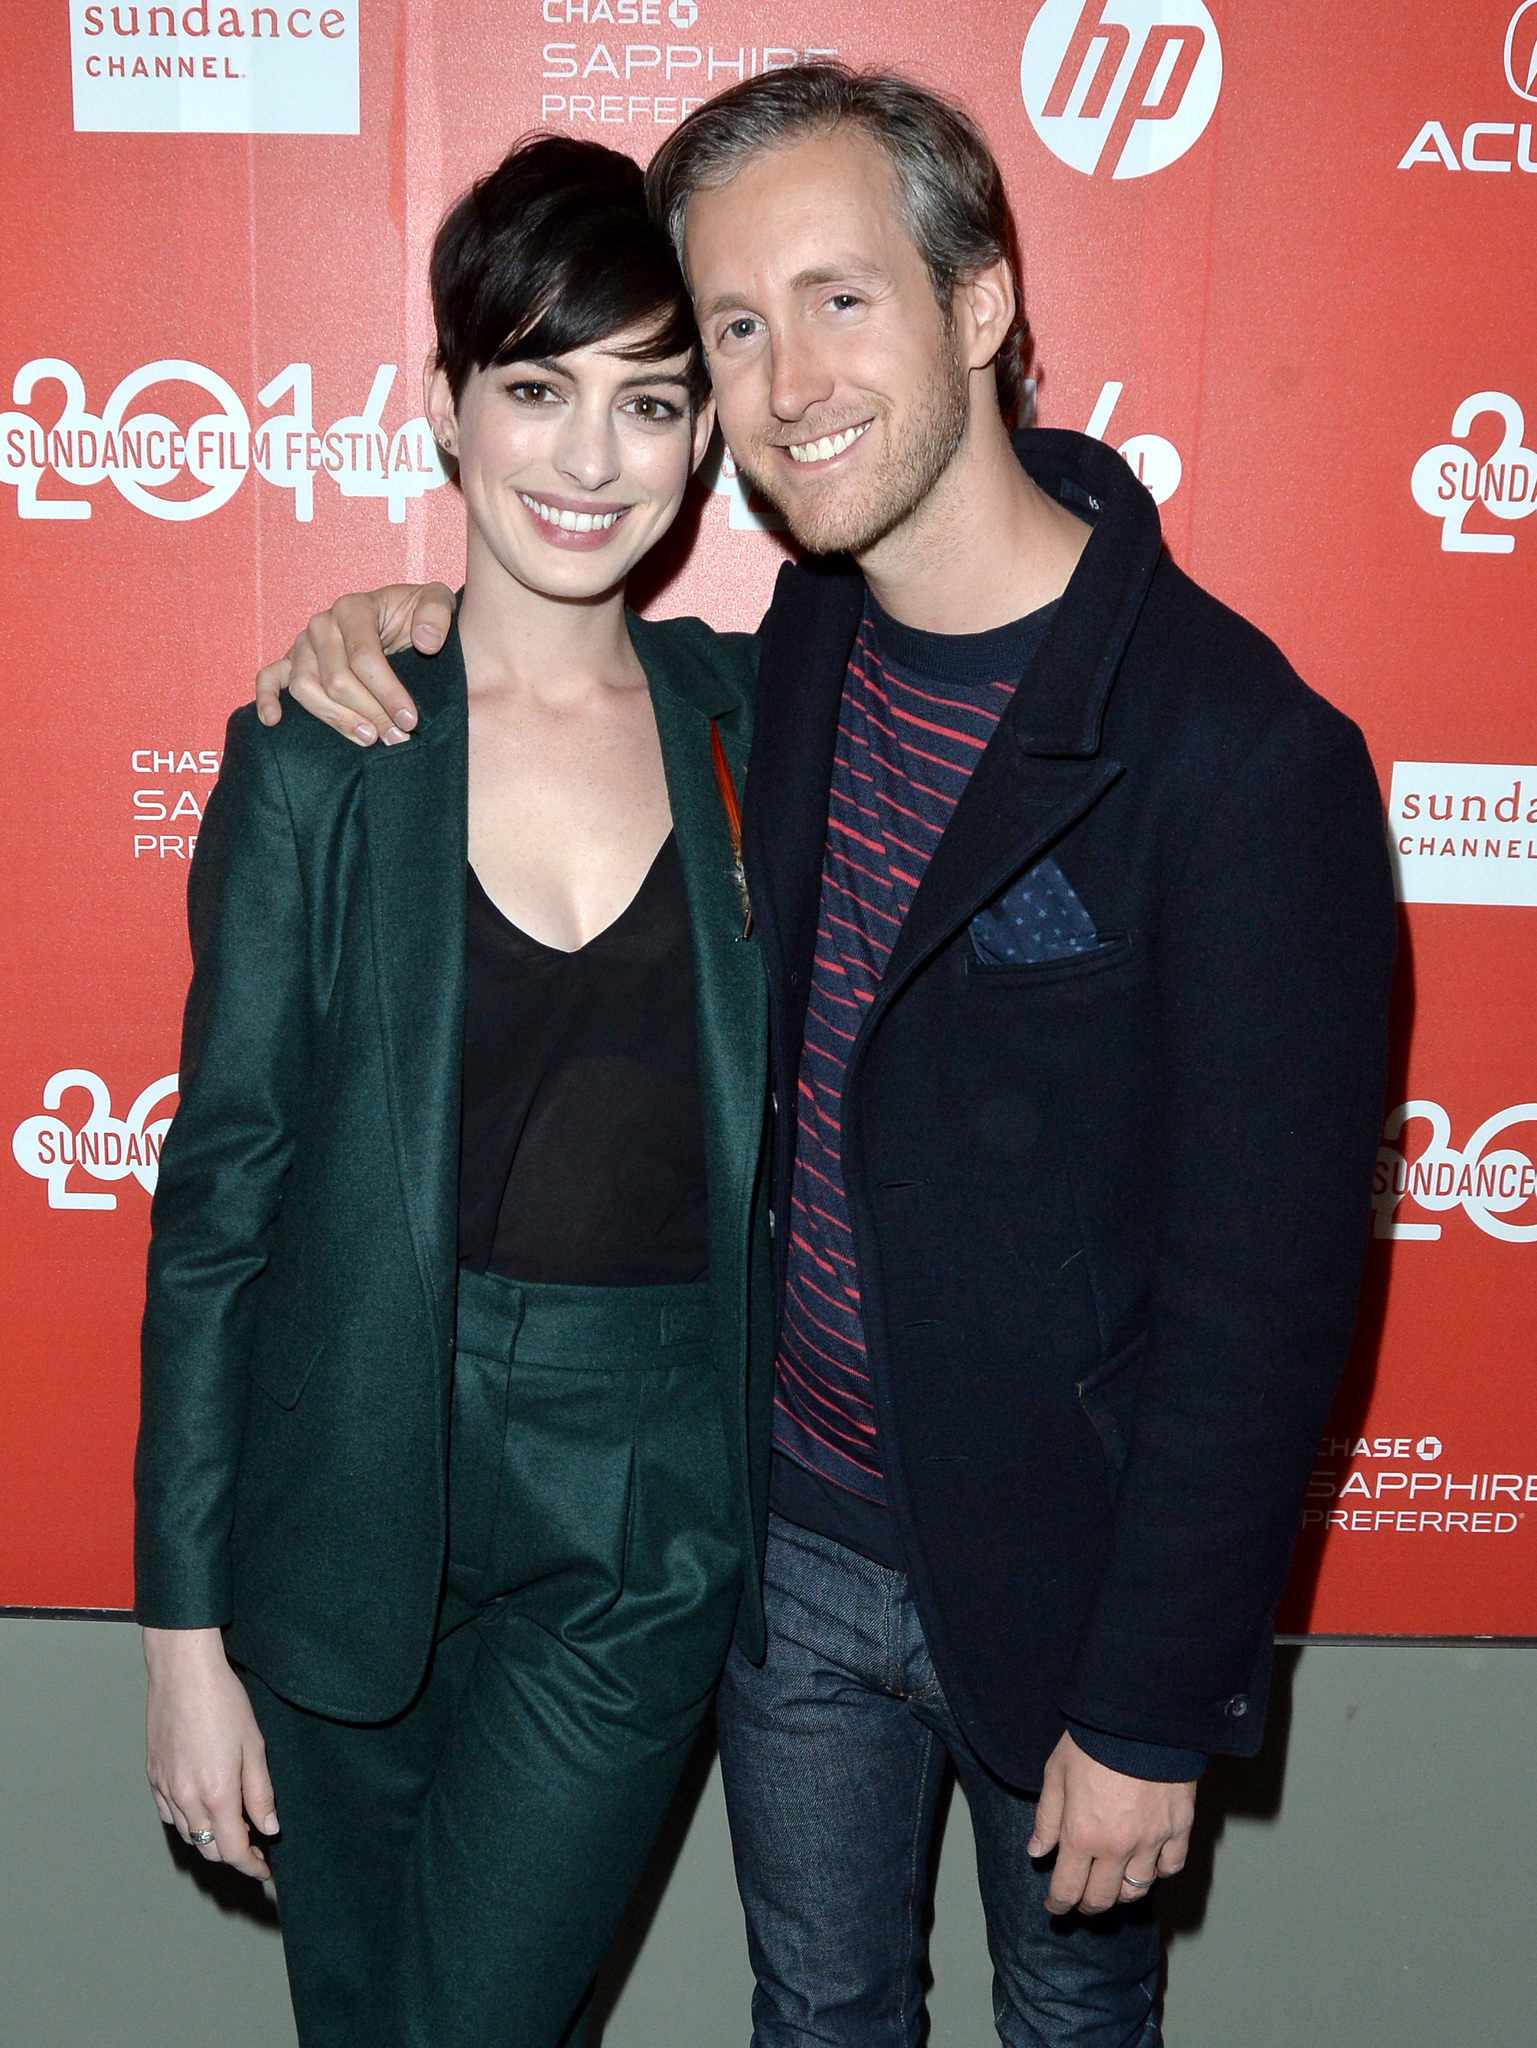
[769,596,1052,1563]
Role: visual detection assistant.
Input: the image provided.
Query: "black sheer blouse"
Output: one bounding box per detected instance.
[457,833,709,1286]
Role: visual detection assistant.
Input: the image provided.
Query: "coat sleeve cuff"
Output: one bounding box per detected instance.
[1066,1720,1207,1782]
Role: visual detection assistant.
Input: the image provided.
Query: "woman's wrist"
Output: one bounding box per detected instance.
[142,1624,227,1673]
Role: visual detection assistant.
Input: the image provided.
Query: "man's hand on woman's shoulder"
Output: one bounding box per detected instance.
[254,582,456,746]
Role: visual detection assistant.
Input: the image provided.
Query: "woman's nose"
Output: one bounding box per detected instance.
[554,401,622,492]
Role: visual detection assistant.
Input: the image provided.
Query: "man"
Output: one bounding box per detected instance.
[255,66,1395,2047]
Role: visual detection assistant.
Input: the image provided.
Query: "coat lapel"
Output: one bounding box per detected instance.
[631,610,770,1343]
[362,641,468,1356]
[638,632,769,1287]
[741,558,862,1008]
[872,747,1124,1016]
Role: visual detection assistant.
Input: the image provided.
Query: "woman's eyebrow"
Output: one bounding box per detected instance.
[606,367,694,394]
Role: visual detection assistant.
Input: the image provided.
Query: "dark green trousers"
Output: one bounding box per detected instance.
[247,1267,741,2048]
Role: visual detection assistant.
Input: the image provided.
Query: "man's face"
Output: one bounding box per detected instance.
[683,127,970,556]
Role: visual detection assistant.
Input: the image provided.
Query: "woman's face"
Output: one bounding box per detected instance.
[425,324,714,603]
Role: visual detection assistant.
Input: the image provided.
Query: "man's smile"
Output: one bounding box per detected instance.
[782,419,874,466]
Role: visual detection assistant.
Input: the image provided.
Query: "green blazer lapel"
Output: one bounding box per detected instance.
[636,623,768,1337]
[362,644,468,1356]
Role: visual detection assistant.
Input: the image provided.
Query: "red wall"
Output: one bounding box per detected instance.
[4,0,1534,1628]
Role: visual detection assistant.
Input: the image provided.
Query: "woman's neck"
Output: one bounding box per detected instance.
[456,524,644,707]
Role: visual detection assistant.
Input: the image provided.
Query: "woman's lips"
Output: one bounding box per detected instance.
[518,490,632,550]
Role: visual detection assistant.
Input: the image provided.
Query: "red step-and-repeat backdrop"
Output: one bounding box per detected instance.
[2,0,1533,1628]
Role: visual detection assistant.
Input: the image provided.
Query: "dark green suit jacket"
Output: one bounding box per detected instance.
[136,612,772,1722]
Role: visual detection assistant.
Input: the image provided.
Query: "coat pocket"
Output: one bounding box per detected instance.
[964,931,1133,991]
[1075,1330,1148,1483]
[249,1307,326,1412]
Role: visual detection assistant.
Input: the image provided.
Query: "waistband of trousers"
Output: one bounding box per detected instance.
[454,1264,712,1367]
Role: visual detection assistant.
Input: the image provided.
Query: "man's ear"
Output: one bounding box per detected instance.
[954,259,1017,375]
[689,394,718,474]
[423,353,459,460]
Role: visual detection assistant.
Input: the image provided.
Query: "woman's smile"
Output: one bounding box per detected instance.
[515,487,633,549]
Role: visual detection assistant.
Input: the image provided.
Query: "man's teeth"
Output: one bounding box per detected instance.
[787,421,871,464]
[519,494,623,532]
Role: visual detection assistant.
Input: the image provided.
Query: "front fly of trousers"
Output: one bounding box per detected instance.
[245,1265,741,2048]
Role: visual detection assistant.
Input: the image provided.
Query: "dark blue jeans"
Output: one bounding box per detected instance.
[715,1516,1162,2048]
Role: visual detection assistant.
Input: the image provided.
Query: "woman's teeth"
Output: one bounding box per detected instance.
[519,494,623,532]
[787,421,871,464]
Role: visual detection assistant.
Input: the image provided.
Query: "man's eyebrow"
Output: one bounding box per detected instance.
[695,263,889,323]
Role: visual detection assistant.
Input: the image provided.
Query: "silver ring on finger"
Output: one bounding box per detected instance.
[190,1828,216,1846]
[1122,1871,1154,1889]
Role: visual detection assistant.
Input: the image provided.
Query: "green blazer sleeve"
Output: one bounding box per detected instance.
[135,707,316,1630]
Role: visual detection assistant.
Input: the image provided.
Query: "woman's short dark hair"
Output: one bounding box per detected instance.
[432,134,709,412]
[647,66,1029,426]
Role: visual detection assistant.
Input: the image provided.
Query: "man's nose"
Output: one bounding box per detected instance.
[554,400,622,491]
[767,323,835,425]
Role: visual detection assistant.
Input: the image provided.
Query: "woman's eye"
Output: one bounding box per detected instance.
[625,395,679,422]
[508,382,556,404]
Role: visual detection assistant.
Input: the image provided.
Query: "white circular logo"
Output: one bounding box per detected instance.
[1507,1,1537,101]
[1416,1436,1443,1463]
[1021,0,1223,180]
[668,0,698,26]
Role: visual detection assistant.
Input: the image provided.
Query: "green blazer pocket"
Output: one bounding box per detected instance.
[249,1308,326,1411]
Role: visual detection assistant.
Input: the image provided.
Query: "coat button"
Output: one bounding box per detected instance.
[1224,1696,1249,1718]
[788,969,801,987]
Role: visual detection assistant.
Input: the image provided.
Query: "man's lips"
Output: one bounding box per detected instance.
[774,419,874,468]
[520,491,635,548]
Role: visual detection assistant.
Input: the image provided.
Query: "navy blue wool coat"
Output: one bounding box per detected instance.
[743,429,1397,1789]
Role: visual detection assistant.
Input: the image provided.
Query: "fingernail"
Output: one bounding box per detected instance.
[258,703,277,726]
[383,726,411,745]
[1027,1839,1041,1856]
[262,1815,280,1834]
[395,706,417,728]
[354,724,378,746]
[419,627,444,649]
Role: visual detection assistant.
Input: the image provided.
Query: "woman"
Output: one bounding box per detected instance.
[136,134,771,2048]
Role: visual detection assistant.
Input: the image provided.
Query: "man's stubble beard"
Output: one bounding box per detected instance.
[730,339,971,558]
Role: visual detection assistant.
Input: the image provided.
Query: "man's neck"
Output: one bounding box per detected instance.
[855,397,1091,637]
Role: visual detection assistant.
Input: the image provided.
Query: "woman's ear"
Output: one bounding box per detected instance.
[689,394,718,475]
[423,353,459,460]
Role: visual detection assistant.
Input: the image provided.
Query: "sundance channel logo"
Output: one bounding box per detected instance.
[12,1069,177,1210]
[1388,763,1537,906]
[1021,0,1222,180]
[0,359,447,524]
[69,1,358,134]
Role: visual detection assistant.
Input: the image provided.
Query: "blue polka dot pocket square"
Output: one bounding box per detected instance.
[968,854,1102,968]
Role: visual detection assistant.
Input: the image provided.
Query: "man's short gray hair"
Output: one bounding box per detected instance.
[645,64,1030,425]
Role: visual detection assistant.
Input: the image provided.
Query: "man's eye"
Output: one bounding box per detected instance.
[724,318,758,342]
[828,295,861,312]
